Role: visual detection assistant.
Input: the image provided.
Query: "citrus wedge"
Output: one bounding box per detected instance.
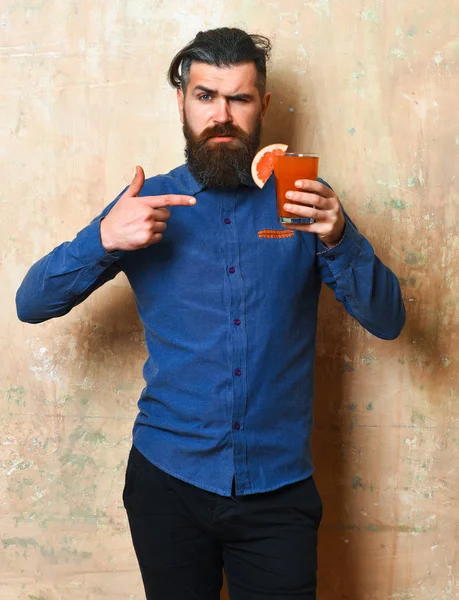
[251,143,288,188]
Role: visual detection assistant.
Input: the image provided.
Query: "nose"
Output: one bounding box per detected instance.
[213,99,232,124]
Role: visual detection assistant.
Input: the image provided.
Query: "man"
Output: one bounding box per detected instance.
[16,27,405,600]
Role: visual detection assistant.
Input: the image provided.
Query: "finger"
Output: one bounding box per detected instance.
[285,191,329,209]
[140,195,197,209]
[283,202,321,221]
[153,220,167,234]
[281,222,316,232]
[294,179,335,197]
[152,208,171,222]
[127,165,145,197]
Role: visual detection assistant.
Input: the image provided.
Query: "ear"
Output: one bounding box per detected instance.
[260,92,271,123]
[177,89,185,124]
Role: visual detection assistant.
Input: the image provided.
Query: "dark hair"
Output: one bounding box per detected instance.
[168,27,272,96]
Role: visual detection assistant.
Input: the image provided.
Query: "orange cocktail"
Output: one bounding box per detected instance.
[273,153,319,224]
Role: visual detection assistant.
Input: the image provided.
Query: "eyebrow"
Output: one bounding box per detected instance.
[192,85,255,102]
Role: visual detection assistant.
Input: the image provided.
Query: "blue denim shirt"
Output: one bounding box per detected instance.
[16,165,405,496]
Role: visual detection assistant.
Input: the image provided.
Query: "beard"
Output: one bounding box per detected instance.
[183,111,262,189]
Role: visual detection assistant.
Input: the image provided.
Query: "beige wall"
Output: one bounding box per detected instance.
[1,1,458,598]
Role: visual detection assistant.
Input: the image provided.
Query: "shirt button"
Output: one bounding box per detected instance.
[224,218,231,225]
[228,266,236,274]
[233,422,241,430]
[234,369,242,376]
[327,255,335,261]
[234,319,241,326]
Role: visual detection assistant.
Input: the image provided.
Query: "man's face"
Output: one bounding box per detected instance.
[177,62,271,188]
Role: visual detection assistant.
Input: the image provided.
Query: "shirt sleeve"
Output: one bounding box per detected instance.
[316,206,406,340]
[16,190,127,324]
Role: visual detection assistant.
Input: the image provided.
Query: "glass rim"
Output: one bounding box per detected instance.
[283,153,319,158]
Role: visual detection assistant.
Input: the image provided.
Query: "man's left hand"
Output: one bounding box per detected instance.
[282,180,346,248]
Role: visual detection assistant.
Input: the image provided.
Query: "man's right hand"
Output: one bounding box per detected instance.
[100,165,197,253]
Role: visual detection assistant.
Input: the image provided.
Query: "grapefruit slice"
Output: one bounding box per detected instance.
[251,143,288,188]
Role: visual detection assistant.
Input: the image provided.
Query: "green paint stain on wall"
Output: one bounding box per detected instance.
[115,383,135,392]
[59,452,96,469]
[85,430,107,444]
[407,25,417,38]
[348,403,357,412]
[364,199,378,214]
[388,198,406,210]
[348,127,356,135]
[69,507,107,523]
[58,393,74,405]
[399,276,417,287]
[411,410,427,425]
[390,592,415,600]
[352,476,365,490]
[389,48,407,59]
[405,252,426,266]
[13,477,34,499]
[367,402,374,411]
[361,350,377,364]
[3,537,38,549]
[343,360,354,372]
[40,542,92,563]
[6,385,26,408]
[64,548,92,561]
[367,524,378,531]
[358,8,379,23]
[39,546,56,560]
[29,595,48,600]
[14,511,39,526]
[70,427,107,445]
[408,176,416,187]
[441,356,452,367]
[398,524,428,533]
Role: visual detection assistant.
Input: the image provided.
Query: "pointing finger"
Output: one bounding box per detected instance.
[140,195,197,209]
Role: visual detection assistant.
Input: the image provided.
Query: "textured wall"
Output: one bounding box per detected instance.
[1,1,458,598]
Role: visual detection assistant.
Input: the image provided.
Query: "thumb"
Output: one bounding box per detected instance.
[127,165,145,197]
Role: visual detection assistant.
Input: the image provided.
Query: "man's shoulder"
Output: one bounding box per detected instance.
[141,164,201,197]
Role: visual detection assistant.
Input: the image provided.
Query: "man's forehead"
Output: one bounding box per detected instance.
[187,62,258,92]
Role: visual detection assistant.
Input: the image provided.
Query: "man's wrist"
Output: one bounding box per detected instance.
[319,223,346,249]
[100,218,117,254]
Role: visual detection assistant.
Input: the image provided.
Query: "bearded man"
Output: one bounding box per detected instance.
[16,27,405,600]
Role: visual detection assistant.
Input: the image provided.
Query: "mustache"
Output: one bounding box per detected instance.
[198,123,247,141]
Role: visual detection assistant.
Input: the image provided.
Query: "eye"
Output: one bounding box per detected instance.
[198,94,212,101]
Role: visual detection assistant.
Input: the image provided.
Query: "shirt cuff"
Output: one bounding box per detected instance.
[73,217,125,266]
[316,217,363,271]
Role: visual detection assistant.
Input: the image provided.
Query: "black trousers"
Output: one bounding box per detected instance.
[123,445,322,600]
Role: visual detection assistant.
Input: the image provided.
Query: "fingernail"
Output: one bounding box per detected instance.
[286,192,293,199]
[295,180,302,187]
[189,198,196,205]
[284,203,292,210]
